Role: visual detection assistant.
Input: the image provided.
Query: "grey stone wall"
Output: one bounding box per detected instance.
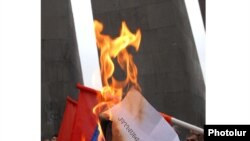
[41,0,83,139]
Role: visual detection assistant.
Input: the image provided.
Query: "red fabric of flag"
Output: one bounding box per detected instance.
[58,96,78,141]
[70,83,99,141]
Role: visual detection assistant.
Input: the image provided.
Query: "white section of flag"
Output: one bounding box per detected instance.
[107,88,180,141]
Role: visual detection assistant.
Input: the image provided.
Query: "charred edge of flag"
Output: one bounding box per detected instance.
[204,125,250,141]
[100,115,113,141]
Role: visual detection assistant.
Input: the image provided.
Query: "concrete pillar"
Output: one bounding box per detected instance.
[41,0,82,139]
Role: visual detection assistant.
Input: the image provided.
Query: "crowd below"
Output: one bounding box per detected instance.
[43,134,57,141]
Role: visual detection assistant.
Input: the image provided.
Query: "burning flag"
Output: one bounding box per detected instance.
[57,18,202,141]
[58,19,181,141]
[58,85,180,141]
[91,20,180,141]
[100,87,180,141]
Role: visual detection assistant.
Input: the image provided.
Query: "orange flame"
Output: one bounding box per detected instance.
[92,20,142,140]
